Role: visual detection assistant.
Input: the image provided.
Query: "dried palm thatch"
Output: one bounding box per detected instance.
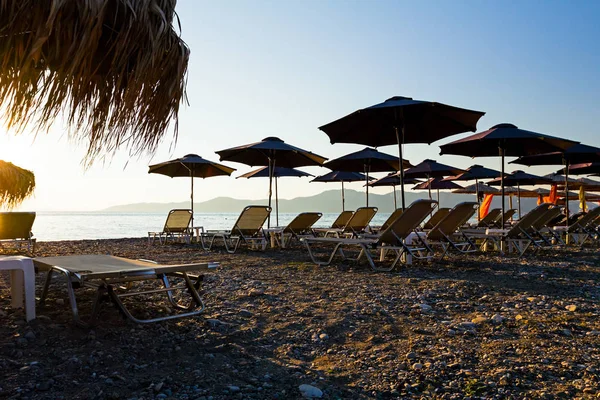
[0,0,189,166]
[0,160,35,209]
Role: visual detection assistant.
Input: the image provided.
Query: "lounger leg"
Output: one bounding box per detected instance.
[39,269,55,306]
[303,241,343,266]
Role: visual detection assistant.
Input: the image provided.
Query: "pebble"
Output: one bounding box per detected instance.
[412,363,423,370]
[55,299,65,306]
[299,384,323,398]
[457,322,476,330]
[471,316,487,325]
[418,304,432,312]
[406,352,417,360]
[239,309,253,318]
[319,333,329,340]
[565,305,577,312]
[24,331,36,341]
[491,314,505,324]
[228,385,240,392]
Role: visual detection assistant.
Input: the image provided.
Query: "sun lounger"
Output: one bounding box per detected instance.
[200,205,271,253]
[477,208,501,228]
[0,212,36,255]
[421,202,479,259]
[266,212,323,248]
[422,207,451,230]
[313,207,378,238]
[148,209,193,244]
[301,200,437,271]
[331,210,354,229]
[35,255,218,326]
[494,209,517,228]
[467,203,554,256]
[369,208,404,234]
[555,206,600,246]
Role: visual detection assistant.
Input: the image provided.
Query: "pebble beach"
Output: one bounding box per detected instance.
[1,238,599,399]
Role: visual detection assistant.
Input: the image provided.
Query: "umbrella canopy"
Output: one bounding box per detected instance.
[404,159,464,200]
[452,182,500,195]
[557,162,600,176]
[149,154,236,226]
[0,161,36,209]
[487,170,553,218]
[558,177,600,191]
[440,123,578,223]
[366,173,421,209]
[324,147,410,207]
[412,177,462,207]
[311,171,371,211]
[319,95,485,209]
[443,164,501,219]
[0,1,190,165]
[238,167,313,226]
[543,172,579,185]
[217,137,327,227]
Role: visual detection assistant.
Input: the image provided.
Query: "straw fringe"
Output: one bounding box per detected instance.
[0,160,35,209]
[0,0,189,166]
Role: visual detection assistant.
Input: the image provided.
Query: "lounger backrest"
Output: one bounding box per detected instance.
[477,208,501,228]
[331,211,353,229]
[0,212,36,240]
[380,208,404,231]
[283,212,323,234]
[531,207,561,230]
[428,202,478,241]
[233,205,271,237]
[343,207,378,233]
[378,200,438,245]
[505,203,552,238]
[163,209,193,233]
[423,208,450,230]
[569,206,600,232]
[495,209,516,228]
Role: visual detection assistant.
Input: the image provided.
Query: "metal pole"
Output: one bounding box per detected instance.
[500,147,505,223]
[365,163,369,207]
[275,176,279,227]
[427,174,432,200]
[190,168,194,228]
[437,188,440,207]
[393,185,397,209]
[395,108,406,210]
[341,181,345,211]
[267,157,273,228]
[475,178,480,221]
[517,182,521,219]
[565,159,570,243]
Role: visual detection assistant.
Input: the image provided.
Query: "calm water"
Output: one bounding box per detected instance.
[31,211,395,241]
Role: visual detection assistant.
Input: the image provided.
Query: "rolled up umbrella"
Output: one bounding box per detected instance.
[319,96,484,210]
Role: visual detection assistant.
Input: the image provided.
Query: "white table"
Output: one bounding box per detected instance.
[0,256,36,321]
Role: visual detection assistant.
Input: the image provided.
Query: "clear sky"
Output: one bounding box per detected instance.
[4,0,600,211]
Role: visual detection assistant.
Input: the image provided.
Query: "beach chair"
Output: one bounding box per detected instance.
[313,207,378,238]
[331,211,354,229]
[148,209,193,244]
[493,209,517,228]
[422,208,451,230]
[369,208,403,234]
[477,208,501,228]
[267,212,323,248]
[421,202,479,259]
[557,206,600,246]
[301,200,437,271]
[529,206,563,246]
[35,255,218,326]
[200,205,271,253]
[467,203,554,256]
[0,212,36,255]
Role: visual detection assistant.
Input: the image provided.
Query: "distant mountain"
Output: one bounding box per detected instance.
[100,188,561,214]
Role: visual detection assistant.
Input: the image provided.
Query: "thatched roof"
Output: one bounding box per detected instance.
[0,0,189,165]
[0,160,35,208]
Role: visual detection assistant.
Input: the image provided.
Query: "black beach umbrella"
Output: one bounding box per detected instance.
[366,173,421,209]
[149,154,236,226]
[557,162,600,176]
[311,171,371,211]
[319,96,485,209]
[440,123,578,223]
[323,147,411,207]
[452,182,500,195]
[443,164,501,220]
[217,137,327,227]
[237,167,313,226]
[412,177,463,207]
[403,159,465,200]
[487,170,553,218]
[511,143,600,223]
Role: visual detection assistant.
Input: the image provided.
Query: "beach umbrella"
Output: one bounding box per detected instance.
[238,167,313,226]
[558,177,600,192]
[412,177,463,207]
[311,171,371,211]
[440,123,578,223]
[557,162,600,176]
[403,159,464,200]
[443,164,501,219]
[323,147,411,207]
[366,173,421,209]
[511,143,600,225]
[319,96,485,209]
[149,154,236,226]
[217,137,327,227]
[452,182,500,195]
[0,161,36,209]
[487,170,552,218]
[0,1,190,165]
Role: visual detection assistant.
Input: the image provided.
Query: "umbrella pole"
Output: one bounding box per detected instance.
[475,178,480,221]
[275,176,279,227]
[365,163,369,207]
[394,119,406,210]
[427,174,432,200]
[393,185,397,209]
[517,183,521,219]
[437,188,440,206]
[190,169,194,228]
[500,147,505,251]
[565,159,570,243]
[268,157,274,228]
[341,181,345,211]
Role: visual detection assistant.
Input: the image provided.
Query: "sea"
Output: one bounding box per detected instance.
[31,211,395,241]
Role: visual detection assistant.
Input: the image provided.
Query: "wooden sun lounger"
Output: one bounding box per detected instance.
[302,200,437,271]
[34,255,218,326]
